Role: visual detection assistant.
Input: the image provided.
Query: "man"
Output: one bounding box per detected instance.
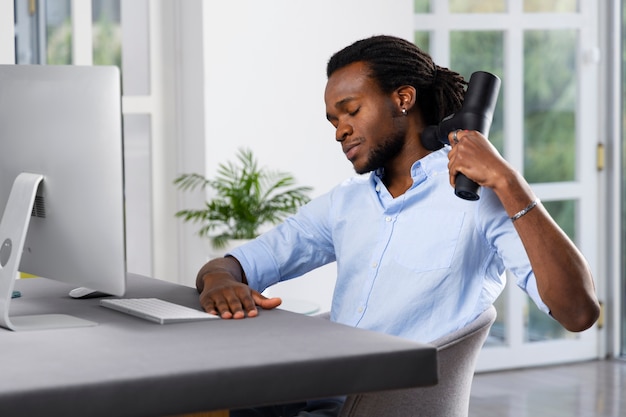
[196,35,599,416]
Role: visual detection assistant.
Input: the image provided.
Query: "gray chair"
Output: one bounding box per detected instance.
[337,305,497,417]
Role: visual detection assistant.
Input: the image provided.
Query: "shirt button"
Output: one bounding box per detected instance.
[372,262,378,268]
[385,216,392,222]
[357,307,364,313]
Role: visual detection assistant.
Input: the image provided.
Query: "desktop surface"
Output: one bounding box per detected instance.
[1,274,437,417]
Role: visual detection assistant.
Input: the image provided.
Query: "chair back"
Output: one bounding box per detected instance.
[338,305,497,417]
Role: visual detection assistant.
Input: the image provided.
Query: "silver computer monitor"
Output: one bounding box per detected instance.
[0,64,127,331]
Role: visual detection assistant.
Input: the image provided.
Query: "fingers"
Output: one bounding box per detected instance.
[253,292,282,310]
[200,285,281,319]
[449,129,462,145]
[448,129,486,187]
[203,287,255,319]
[447,129,468,187]
[447,130,509,190]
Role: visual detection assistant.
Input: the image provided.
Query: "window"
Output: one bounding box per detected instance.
[13,0,154,278]
[415,0,599,370]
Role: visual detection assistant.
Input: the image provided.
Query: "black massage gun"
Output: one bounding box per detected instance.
[420,71,501,201]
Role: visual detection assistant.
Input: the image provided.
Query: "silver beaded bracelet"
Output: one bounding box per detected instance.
[510,199,539,222]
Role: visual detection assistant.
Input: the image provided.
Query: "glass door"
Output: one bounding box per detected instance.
[414,0,601,370]
[621,2,626,358]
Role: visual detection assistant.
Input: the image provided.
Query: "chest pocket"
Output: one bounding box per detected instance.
[390,210,466,273]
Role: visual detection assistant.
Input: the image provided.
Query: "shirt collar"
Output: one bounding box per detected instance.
[371,147,449,190]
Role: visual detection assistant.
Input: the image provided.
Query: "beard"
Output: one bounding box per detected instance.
[354,129,406,175]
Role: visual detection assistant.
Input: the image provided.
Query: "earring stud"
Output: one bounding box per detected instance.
[401,108,407,116]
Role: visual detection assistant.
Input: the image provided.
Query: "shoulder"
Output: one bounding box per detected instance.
[419,147,451,177]
[325,174,373,198]
[338,174,372,188]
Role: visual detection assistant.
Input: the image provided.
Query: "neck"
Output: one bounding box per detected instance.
[381,147,432,198]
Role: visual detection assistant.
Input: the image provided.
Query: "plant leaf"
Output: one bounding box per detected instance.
[173,147,312,244]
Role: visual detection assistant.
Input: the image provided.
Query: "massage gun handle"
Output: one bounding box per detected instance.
[422,119,482,201]
[442,112,487,201]
[454,173,480,201]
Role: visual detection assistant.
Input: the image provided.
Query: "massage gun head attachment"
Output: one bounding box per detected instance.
[420,71,501,151]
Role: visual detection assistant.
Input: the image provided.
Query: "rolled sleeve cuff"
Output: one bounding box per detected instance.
[517,272,551,316]
[228,240,281,292]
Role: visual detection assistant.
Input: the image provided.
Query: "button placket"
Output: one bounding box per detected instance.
[355,213,397,321]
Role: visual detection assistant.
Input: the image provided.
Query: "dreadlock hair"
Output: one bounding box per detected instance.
[326,35,467,129]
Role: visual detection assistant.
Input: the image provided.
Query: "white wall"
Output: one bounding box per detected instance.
[200,0,413,311]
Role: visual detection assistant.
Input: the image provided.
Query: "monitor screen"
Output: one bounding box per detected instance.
[0,65,127,330]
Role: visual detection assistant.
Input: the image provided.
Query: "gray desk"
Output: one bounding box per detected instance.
[0,274,437,417]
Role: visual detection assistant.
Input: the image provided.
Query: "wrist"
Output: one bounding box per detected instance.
[196,257,245,291]
[489,166,519,195]
[203,266,242,284]
[490,170,538,218]
[510,199,540,222]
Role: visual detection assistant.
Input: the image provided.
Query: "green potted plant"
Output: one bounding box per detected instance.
[174,148,313,251]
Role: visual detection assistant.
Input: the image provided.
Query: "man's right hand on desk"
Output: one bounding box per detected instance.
[196,256,282,319]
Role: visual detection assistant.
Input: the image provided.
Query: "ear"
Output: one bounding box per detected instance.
[394,85,417,113]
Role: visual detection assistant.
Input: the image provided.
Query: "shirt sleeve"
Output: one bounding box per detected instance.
[228,191,337,292]
[476,188,551,315]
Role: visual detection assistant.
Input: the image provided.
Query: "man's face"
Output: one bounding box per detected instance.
[324,61,407,174]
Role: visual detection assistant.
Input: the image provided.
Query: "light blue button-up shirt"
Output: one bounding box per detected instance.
[230,148,548,343]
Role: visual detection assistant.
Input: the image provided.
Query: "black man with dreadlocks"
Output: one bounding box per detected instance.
[195,35,599,417]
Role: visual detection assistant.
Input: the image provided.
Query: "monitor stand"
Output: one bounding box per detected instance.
[0,173,96,331]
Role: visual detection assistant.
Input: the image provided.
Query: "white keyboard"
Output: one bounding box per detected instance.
[100,298,219,324]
